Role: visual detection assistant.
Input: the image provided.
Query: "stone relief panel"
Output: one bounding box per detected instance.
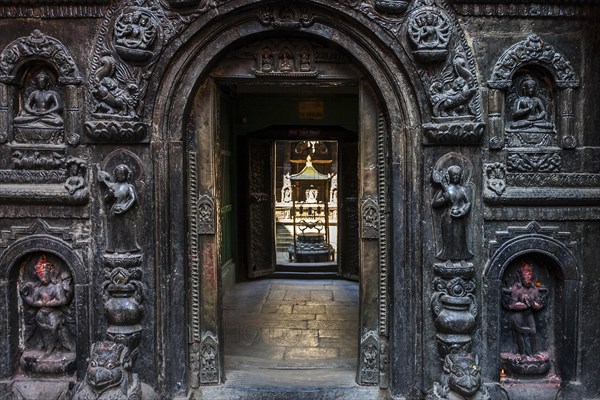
[254,40,318,77]
[431,153,473,261]
[359,331,379,386]
[428,352,490,400]
[18,253,75,374]
[85,0,205,142]
[403,0,485,145]
[488,34,580,150]
[361,195,379,240]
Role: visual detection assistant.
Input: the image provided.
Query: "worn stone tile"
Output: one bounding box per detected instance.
[267,289,286,301]
[307,320,358,331]
[261,304,293,314]
[316,313,358,321]
[325,305,358,315]
[292,304,325,314]
[318,329,343,338]
[283,290,312,301]
[265,329,318,347]
[310,290,334,301]
[284,347,339,360]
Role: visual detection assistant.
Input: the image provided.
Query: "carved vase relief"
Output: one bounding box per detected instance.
[18,253,75,374]
[501,259,552,377]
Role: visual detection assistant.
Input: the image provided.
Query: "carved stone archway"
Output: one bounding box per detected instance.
[150,1,423,397]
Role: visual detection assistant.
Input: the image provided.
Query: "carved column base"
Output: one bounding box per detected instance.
[501,352,551,376]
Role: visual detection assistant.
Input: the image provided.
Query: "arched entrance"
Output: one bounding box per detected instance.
[150,2,422,397]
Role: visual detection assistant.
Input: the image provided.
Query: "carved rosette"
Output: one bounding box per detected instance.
[359,331,379,386]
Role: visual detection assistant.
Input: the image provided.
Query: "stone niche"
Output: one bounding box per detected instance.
[483,225,579,399]
[0,236,89,399]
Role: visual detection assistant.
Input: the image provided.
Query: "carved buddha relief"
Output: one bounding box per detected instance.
[505,72,556,148]
[13,68,64,144]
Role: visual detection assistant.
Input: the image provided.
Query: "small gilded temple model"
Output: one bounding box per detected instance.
[287,156,335,263]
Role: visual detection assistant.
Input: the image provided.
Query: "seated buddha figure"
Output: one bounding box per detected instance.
[14,72,63,128]
[508,76,554,131]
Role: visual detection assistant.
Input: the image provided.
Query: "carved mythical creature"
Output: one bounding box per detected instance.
[72,341,141,400]
[92,56,139,116]
[430,352,490,400]
[432,165,473,261]
[14,71,63,128]
[19,255,73,356]
[429,52,476,118]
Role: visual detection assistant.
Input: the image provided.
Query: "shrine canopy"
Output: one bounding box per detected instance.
[289,156,330,182]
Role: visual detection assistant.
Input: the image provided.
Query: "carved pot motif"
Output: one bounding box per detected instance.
[433,294,476,334]
[104,289,142,326]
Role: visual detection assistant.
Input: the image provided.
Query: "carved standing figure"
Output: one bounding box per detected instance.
[99,164,140,253]
[19,255,73,356]
[14,72,63,128]
[509,76,553,131]
[432,165,473,261]
[502,263,546,357]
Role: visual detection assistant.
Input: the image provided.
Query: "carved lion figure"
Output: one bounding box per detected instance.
[429,352,490,400]
[73,341,141,400]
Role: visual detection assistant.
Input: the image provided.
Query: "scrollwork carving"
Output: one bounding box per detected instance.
[489,34,579,90]
[506,151,561,173]
[0,29,81,84]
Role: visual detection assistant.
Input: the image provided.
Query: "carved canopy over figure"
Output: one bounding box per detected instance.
[509,75,554,131]
[432,165,473,261]
[14,71,63,128]
[99,164,140,253]
[19,255,74,357]
[502,263,547,357]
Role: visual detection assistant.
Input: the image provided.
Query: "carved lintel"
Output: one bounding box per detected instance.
[197,194,215,235]
[359,331,379,386]
[84,120,149,143]
[423,121,485,145]
[361,195,379,240]
[199,332,219,384]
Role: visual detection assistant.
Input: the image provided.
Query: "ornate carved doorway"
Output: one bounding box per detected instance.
[185,37,391,389]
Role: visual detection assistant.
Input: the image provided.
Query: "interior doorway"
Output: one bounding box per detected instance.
[216,82,362,381]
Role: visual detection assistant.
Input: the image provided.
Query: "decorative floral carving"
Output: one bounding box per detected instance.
[12,147,66,170]
[484,162,506,196]
[0,29,81,84]
[506,152,561,173]
[408,6,452,63]
[490,34,579,89]
[84,120,149,142]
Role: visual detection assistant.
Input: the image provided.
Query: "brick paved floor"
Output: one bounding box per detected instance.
[223,279,359,371]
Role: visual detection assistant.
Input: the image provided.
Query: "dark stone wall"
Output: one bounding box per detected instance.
[0,1,598,399]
